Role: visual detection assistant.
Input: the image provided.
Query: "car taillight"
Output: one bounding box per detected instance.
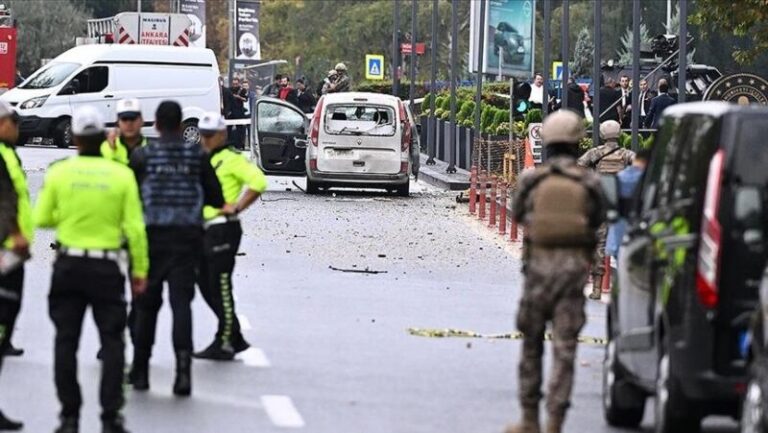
[696,149,725,309]
[400,161,408,173]
[309,158,318,170]
[399,101,411,152]
[310,96,324,147]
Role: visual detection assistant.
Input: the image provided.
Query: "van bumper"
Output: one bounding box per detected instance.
[307,170,409,186]
[678,370,745,416]
[18,115,55,138]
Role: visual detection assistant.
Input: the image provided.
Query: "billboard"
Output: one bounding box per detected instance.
[229,59,275,92]
[235,0,261,60]
[469,0,535,77]
[179,0,206,48]
[139,14,171,45]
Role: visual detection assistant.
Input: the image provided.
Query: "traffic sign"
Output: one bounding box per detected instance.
[552,61,563,81]
[400,43,426,55]
[365,54,385,80]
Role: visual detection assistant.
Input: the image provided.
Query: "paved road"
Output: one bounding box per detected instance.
[1,147,737,432]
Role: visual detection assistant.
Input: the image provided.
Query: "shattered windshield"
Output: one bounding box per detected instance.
[324,104,396,137]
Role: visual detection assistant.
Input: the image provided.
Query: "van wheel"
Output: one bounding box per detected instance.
[603,341,645,427]
[655,352,701,433]
[305,178,320,195]
[53,118,72,149]
[182,120,200,144]
[396,182,410,197]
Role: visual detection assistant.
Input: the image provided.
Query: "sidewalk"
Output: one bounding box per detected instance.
[418,153,471,191]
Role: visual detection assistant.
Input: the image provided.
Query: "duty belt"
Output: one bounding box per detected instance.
[204,215,240,229]
[58,247,122,262]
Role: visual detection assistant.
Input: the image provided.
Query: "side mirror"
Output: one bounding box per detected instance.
[62,78,80,95]
[600,173,620,222]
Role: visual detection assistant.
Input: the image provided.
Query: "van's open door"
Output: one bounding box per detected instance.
[251,98,308,176]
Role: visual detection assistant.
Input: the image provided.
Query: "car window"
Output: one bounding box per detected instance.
[257,101,305,135]
[71,66,109,94]
[671,115,719,203]
[640,116,679,214]
[733,117,768,185]
[20,62,80,89]
[655,117,691,209]
[324,104,396,137]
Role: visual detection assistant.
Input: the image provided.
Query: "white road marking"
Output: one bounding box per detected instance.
[238,314,253,330]
[193,391,263,410]
[237,347,271,368]
[261,395,305,428]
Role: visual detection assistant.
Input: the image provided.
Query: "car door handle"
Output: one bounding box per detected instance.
[104,95,114,99]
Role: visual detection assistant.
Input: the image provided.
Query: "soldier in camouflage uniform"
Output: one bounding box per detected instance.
[577,120,634,299]
[507,111,606,433]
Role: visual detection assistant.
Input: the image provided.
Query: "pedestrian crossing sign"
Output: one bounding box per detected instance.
[365,55,385,80]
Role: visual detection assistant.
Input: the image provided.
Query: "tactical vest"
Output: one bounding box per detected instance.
[528,166,594,247]
[141,141,204,227]
[593,143,629,175]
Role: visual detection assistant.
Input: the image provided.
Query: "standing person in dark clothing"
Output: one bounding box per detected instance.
[228,78,248,150]
[644,79,676,129]
[262,74,282,98]
[598,78,622,123]
[128,101,225,397]
[295,79,316,113]
[637,78,656,129]
[565,78,585,117]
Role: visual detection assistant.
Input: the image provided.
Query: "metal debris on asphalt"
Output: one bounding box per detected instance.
[406,328,607,345]
[329,266,388,274]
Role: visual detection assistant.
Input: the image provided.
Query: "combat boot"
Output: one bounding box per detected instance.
[504,407,540,433]
[545,412,565,433]
[128,354,149,391]
[173,351,192,397]
[588,278,602,300]
[102,415,130,433]
[54,417,78,433]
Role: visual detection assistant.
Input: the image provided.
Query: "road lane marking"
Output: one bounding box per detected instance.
[261,395,305,428]
[238,314,253,330]
[237,347,271,368]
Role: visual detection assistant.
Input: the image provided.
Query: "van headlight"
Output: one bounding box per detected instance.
[20,96,48,110]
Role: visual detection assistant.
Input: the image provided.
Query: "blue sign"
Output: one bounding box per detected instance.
[365,54,384,80]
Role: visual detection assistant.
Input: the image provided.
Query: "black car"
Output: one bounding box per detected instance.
[603,102,768,433]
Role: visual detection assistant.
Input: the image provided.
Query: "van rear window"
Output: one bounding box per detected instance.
[734,119,768,185]
[324,104,396,137]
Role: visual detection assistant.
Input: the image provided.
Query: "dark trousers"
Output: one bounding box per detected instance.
[133,238,199,359]
[0,266,23,372]
[199,221,244,348]
[48,257,125,421]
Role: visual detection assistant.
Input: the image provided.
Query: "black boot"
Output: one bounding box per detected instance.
[173,351,192,397]
[54,417,78,433]
[128,354,149,391]
[102,416,130,433]
[233,335,251,354]
[193,341,235,361]
[0,410,22,431]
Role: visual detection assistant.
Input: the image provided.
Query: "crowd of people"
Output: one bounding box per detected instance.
[0,97,268,433]
[527,72,678,128]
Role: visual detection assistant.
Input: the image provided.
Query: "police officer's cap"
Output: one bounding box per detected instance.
[117,98,142,120]
[541,110,584,146]
[0,100,19,123]
[335,63,347,72]
[198,112,227,135]
[72,106,105,137]
[599,120,621,140]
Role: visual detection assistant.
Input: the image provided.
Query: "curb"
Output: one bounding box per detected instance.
[418,154,471,191]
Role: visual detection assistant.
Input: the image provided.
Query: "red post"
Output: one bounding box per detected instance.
[468,165,477,214]
[510,201,519,242]
[478,172,486,221]
[499,182,507,235]
[488,176,497,227]
[602,256,612,293]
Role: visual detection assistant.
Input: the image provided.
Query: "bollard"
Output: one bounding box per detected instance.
[488,176,497,227]
[469,165,478,214]
[478,172,487,221]
[498,182,507,235]
[602,256,612,293]
[510,207,519,242]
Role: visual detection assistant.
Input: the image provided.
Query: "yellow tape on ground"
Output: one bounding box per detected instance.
[407,328,607,346]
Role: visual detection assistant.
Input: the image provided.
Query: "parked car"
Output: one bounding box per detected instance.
[603,102,768,433]
[1,44,220,147]
[250,96,309,177]
[742,265,768,433]
[305,92,414,195]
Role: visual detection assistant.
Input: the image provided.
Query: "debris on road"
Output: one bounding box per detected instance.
[406,328,607,345]
[329,266,388,274]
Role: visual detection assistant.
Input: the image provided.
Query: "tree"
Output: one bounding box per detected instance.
[617,22,651,66]
[570,27,593,77]
[692,0,768,65]
[8,0,91,75]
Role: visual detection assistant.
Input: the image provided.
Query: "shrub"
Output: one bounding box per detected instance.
[525,109,543,126]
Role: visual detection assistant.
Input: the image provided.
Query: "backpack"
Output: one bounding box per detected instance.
[527,166,594,247]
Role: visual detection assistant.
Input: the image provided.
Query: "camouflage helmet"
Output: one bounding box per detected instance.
[599,120,621,140]
[541,110,585,146]
[335,62,348,72]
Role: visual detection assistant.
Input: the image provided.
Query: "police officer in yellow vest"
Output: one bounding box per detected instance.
[0,100,30,431]
[194,112,267,360]
[101,98,147,164]
[35,106,148,433]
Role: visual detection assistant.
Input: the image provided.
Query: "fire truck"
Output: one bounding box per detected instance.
[0,4,17,93]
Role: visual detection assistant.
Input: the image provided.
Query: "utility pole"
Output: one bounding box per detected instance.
[679,0,688,103]
[560,0,569,110]
[138,0,142,13]
[229,0,235,61]
[426,0,438,165]
[631,0,640,150]
[447,0,458,174]
[409,0,417,110]
[543,0,551,118]
[592,0,601,145]
[474,0,487,135]
[392,0,401,97]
